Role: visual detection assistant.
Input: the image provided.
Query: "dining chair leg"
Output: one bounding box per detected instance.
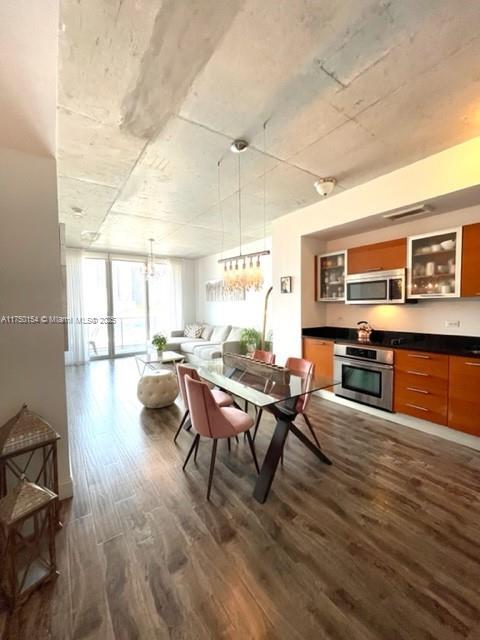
[207,439,218,500]
[303,413,321,449]
[245,431,260,474]
[182,434,199,471]
[234,435,239,444]
[194,435,200,462]
[227,438,231,452]
[253,409,263,442]
[174,410,189,443]
[245,400,249,413]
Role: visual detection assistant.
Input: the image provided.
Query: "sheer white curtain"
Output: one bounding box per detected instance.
[149,259,184,337]
[64,249,89,365]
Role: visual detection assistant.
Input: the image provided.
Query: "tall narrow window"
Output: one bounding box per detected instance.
[111,259,147,355]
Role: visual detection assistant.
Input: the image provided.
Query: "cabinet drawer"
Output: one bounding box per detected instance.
[448,356,480,436]
[395,350,448,379]
[394,373,448,424]
[394,398,447,426]
[394,370,448,395]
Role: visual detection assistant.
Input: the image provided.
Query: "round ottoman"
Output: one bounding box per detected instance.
[137,370,179,408]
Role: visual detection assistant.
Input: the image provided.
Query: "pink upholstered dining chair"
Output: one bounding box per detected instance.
[174,364,233,442]
[252,349,276,365]
[284,357,322,449]
[183,375,260,500]
[252,357,320,452]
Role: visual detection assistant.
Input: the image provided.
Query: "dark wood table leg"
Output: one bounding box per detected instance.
[253,418,290,504]
[288,423,332,465]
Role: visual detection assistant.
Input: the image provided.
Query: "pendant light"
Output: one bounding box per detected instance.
[143,238,156,280]
[219,135,270,292]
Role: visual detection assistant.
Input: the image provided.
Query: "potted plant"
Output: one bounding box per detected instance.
[240,328,260,354]
[151,333,167,356]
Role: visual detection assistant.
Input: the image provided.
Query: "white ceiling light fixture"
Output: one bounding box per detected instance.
[80,230,100,243]
[314,177,337,197]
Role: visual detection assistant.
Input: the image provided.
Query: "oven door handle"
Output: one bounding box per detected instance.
[335,357,393,371]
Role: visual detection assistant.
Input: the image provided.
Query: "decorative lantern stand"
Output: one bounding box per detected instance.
[0,478,58,610]
[0,405,61,526]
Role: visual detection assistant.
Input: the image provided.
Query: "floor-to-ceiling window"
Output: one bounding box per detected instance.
[82,253,177,360]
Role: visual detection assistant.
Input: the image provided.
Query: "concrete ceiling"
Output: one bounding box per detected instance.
[58,0,480,258]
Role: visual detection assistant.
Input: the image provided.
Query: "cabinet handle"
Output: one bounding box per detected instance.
[407,370,429,377]
[408,354,430,359]
[407,387,429,394]
[465,362,480,367]
[406,403,429,412]
[364,267,382,272]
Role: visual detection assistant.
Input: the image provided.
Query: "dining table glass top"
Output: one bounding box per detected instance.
[196,358,339,408]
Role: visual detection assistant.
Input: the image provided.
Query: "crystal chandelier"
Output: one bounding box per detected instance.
[219,137,270,293]
[143,238,157,280]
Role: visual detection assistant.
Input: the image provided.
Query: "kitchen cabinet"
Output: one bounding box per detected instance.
[316,251,346,301]
[302,338,334,380]
[461,223,480,297]
[347,238,406,275]
[407,227,462,298]
[394,350,449,425]
[448,356,480,436]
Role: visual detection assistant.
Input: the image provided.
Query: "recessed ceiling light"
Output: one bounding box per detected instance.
[314,177,336,197]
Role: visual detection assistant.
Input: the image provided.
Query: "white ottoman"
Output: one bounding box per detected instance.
[137,370,179,408]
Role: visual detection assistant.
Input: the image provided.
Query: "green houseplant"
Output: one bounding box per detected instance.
[240,328,261,354]
[151,333,167,355]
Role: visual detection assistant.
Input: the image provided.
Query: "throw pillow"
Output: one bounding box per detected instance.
[201,325,214,340]
[227,326,243,342]
[184,323,203,338]
[210,325,232,343]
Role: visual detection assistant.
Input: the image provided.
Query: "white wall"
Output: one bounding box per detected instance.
[195,237,272,331]
[0,1,71,498]
[0,148,72,498]
[272,136,480,362]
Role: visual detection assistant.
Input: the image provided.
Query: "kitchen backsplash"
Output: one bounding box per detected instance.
[324,298,480,336]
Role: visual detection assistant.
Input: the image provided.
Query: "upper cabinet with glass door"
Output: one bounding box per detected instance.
[316,251,346,301]
[407,228,462,299]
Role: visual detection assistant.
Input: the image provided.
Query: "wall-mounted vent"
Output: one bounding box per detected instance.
[382,204,432,222]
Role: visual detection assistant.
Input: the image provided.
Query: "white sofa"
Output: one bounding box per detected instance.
[164,324,243,364]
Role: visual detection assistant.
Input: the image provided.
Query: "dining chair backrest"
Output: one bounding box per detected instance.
[285,357,315,413]
[184,375,236,439]
[176,363,200,407]
[252,350,276,365]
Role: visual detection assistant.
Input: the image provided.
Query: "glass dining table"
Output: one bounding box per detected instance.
[194,358,339,503]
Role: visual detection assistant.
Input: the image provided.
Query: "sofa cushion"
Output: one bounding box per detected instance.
[201,324,213,340]
[184,323,203,338]
[180,339,207,354]
[227,326,243,342]
[165,336,195,348]
[211,325,231,343]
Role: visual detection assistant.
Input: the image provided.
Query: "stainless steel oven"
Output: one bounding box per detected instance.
[345,269,405,304]
[334,344,394,411]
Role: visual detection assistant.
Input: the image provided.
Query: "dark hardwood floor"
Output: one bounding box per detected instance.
[1,357,480,639]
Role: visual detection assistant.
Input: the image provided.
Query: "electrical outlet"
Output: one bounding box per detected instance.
[445,320,460,328]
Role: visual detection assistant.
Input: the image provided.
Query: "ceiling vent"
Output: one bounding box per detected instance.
[382,204,432,222]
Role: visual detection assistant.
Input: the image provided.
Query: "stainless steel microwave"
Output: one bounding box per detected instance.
[345,269,406,304]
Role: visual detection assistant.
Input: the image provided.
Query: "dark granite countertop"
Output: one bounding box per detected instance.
[302,326,480,358]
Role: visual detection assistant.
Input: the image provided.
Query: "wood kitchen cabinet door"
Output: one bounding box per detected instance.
[461,223,480,297]
[302,338,333,380]
[347,238,407,275]
[448,356,480,436]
